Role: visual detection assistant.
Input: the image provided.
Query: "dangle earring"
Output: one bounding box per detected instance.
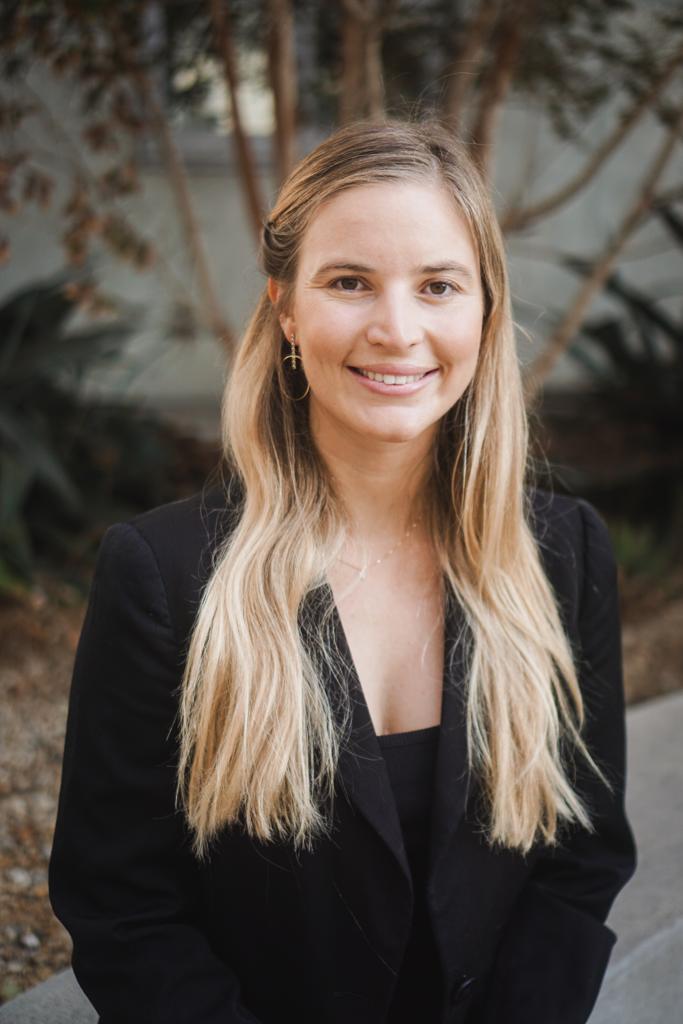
[281,333,310,400]
[285,334,299,371]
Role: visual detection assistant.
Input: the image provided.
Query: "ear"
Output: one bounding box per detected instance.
[267,277,294,342]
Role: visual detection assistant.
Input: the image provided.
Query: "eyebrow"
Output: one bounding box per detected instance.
[311,260,475,280]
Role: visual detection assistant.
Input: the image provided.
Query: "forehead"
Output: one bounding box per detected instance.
[298,180,478,270]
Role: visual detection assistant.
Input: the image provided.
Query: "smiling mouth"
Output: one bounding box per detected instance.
[349,367,438,385]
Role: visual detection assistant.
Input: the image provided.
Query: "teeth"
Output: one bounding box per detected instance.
[357,369,426,384]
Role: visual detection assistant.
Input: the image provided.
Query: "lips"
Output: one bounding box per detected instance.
[349,364,438,375]
[347,365,439,395]
[353,368,427,384]
[349,366,438,382]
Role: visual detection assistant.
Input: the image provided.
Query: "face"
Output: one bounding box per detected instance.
[269,180,484,455]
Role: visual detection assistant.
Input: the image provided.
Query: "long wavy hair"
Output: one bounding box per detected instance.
[177,118,607,860]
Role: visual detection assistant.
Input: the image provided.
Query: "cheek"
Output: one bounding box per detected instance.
[304,318,354,367]
[443,313,483,363]
[307,339,347,373]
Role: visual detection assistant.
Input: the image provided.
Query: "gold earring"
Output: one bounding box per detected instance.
[287,334,299,371]
[281,333,310,400]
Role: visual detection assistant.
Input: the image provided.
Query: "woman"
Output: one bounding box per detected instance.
[49,119,636,1024]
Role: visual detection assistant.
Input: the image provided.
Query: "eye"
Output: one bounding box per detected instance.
[425,280,458,297]
[330,276,365,292]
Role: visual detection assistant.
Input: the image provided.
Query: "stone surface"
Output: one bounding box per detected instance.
[590,690,683,1023]
[0,970,96,1024]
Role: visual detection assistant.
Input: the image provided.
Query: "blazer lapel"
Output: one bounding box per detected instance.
[305,579,472,898]
[428,591,471,886]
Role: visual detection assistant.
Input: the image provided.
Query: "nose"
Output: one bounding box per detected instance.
[365,285,423,348]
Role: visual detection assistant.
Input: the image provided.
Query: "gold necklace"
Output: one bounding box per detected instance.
[335,516,422,581]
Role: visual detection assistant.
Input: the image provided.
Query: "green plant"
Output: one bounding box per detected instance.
[609,518,674,579]
[0,272,209,596]
[564,211,683,429]
[0,273,133,590]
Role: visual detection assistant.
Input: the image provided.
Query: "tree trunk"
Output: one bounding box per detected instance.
[133,69,233,351]
[443,0,500,135]
[340,13,369,122]
[210,0,267,240]
[365,21,385,120]
[339,0,389,123]
[468,0,537,181]
[267,0,298,183]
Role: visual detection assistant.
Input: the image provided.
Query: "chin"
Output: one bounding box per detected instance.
[356,417,436,446]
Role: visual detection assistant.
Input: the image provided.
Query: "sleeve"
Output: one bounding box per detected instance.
[48,522,262,1024]
[470,499,637,1024]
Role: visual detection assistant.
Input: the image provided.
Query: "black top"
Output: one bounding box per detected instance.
[376,723,442,1022]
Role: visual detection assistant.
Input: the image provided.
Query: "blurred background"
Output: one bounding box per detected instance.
[1,0,682,1005]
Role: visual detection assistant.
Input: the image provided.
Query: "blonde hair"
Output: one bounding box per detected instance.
[177,118,607,860]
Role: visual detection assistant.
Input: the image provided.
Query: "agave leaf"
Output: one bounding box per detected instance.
[567,337,613,382]
[581,319,639,378]
[0,274,82,371]
[0,292,33,378]
[657,205,683,247]
[564,257,683,348]
[0,554,32,598]
[0,451,35,525]
[0,409,80,511]
[0,510,35,584]
[631,310,661,364]
[605,279,682,350]
[8,321,134,382]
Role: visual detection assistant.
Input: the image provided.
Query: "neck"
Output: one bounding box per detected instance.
[311,411,435,548]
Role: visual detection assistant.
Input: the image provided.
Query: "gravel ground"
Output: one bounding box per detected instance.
[0,580,84,1005]
[1,569,682,1005]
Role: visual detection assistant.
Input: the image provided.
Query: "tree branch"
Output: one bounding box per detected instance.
[652,182,683,208]
[467,0,537,181]
[523,105,683,404]
[503,40,683,232]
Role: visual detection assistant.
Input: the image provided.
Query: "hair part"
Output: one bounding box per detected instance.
[176,117,608,861]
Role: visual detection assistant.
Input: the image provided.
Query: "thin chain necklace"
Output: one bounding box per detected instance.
[335,515,422,581]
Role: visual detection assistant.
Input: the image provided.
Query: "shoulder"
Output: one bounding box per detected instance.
[130,476,239,563]
[100,474,243,646]
[527,487,612,556]
[526,487,618,631]
[527,488,616,571]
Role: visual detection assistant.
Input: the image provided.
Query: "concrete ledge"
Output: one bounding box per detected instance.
[589,690,683,1022]
[590,917,683,1024]
[0,969,95,1023]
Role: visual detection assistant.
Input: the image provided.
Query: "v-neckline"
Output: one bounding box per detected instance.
[322,574,446,742]
[312,575,471,892]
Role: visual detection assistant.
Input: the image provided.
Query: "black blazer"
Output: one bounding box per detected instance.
[49,483,636,1024]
